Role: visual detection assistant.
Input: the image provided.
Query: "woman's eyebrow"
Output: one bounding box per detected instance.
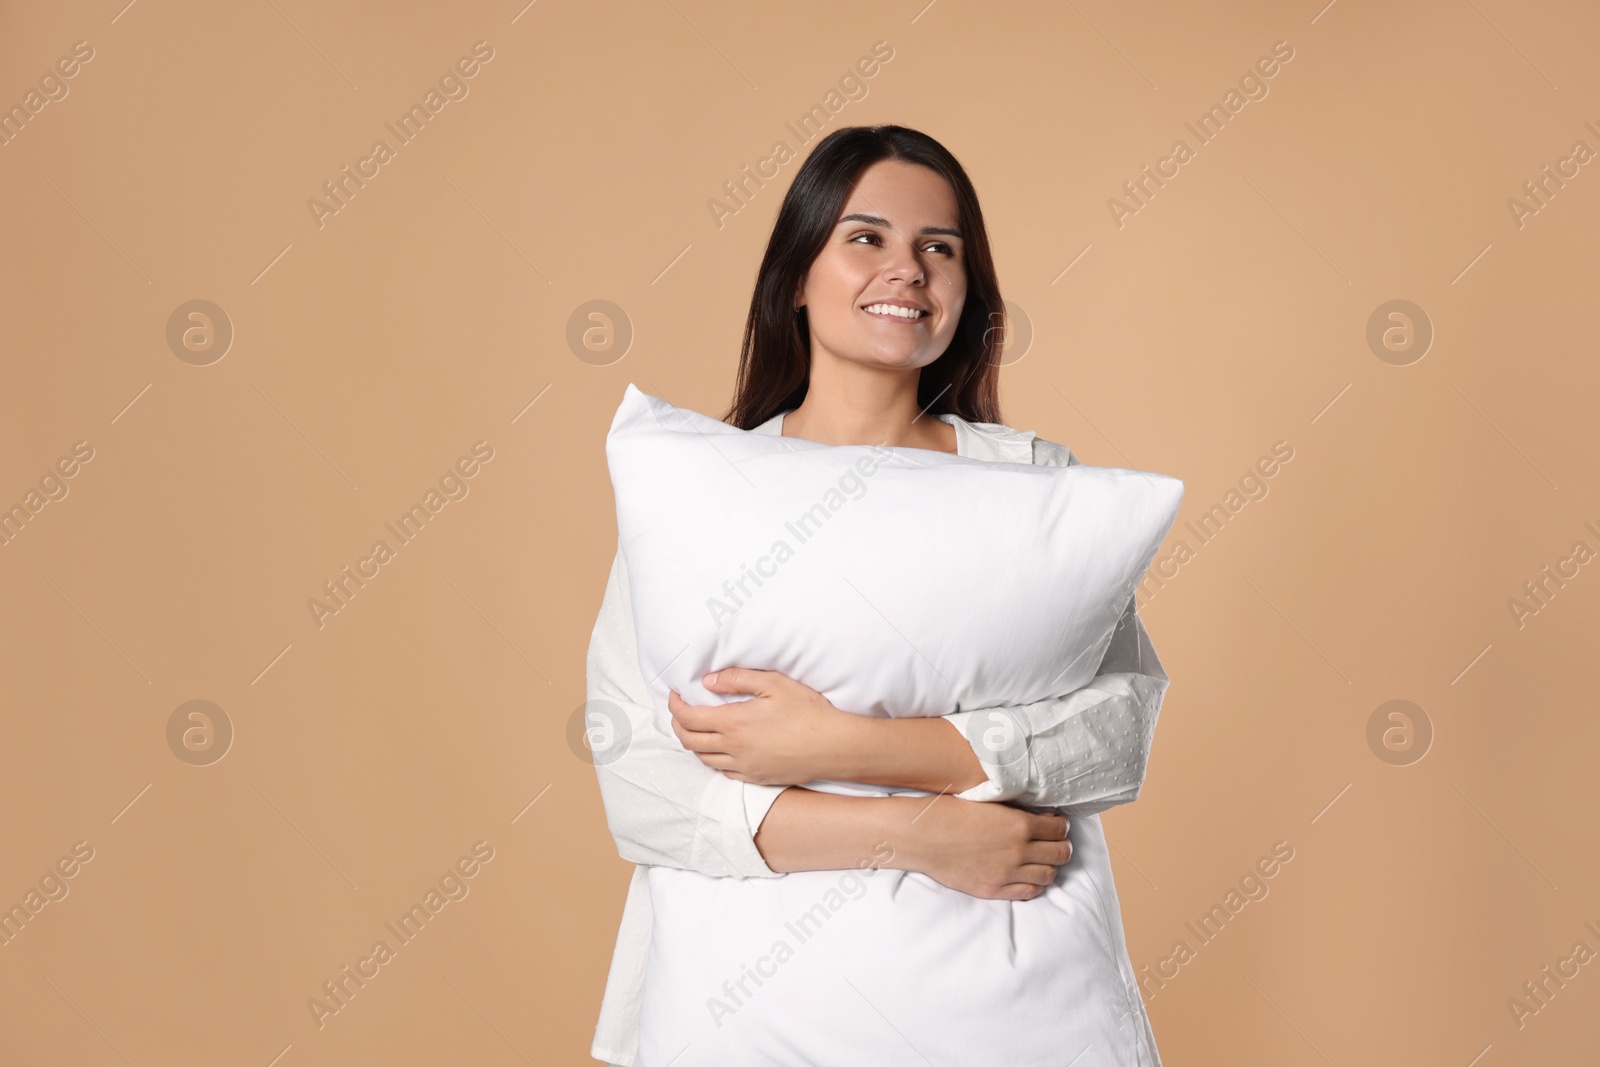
[836,212,963,239]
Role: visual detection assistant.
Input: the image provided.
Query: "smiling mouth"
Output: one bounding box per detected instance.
[860,303,929,322]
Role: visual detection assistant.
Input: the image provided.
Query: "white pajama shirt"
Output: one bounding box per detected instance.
[588,408,1171,1066]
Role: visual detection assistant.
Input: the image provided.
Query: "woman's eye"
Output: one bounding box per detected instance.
[850,232,956,257]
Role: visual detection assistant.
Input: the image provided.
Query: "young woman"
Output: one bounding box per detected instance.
[589,125,1170,1066]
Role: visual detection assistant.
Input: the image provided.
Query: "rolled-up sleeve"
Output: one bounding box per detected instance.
[941,591,1170,814]
[587,547,788,878]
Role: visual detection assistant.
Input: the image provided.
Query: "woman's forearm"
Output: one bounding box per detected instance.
[753,786,1074,904]
[818,713,990,795]
[752,788,930,873]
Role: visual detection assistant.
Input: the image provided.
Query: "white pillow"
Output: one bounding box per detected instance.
[606,383,1185,1064]
[607,383,1184,727]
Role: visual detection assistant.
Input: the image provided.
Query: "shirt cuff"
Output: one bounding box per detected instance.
[743,782,789,837]
[941,709,1031,803]
[692,774,788,878]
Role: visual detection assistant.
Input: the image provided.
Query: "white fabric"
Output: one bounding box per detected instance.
[595,388,1184,1062]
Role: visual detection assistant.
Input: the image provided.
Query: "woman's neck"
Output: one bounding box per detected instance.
[780,363,957,453]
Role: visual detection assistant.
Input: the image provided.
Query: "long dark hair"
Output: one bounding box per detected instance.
[721,125,1006,430]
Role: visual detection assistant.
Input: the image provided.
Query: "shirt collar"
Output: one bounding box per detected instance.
[750,409,1037,464]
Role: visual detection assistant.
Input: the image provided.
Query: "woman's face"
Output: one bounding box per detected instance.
[794,159,967,373]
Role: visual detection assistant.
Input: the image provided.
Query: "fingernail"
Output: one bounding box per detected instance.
[704,671,719,686]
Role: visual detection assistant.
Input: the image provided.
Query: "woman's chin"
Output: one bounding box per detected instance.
[837,347,940,372]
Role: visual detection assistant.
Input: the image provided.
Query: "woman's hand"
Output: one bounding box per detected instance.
[667,667,859,787]
[902,798,1073,901]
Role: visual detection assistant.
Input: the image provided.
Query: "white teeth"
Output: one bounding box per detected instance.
[863,303,926,319]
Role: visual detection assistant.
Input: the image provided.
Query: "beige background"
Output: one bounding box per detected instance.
[2,0,1596,1063]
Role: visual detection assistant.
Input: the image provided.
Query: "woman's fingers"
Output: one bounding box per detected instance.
[666,688,693,719]
[1023,837,1073,868]
[668,714,722,752]
[702,666,781,696]
[995,882,1042,901]
[1013,862,1061,887]
[1026,811,1070,841]
[995,856,1070,899]
[666,689,722,733]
